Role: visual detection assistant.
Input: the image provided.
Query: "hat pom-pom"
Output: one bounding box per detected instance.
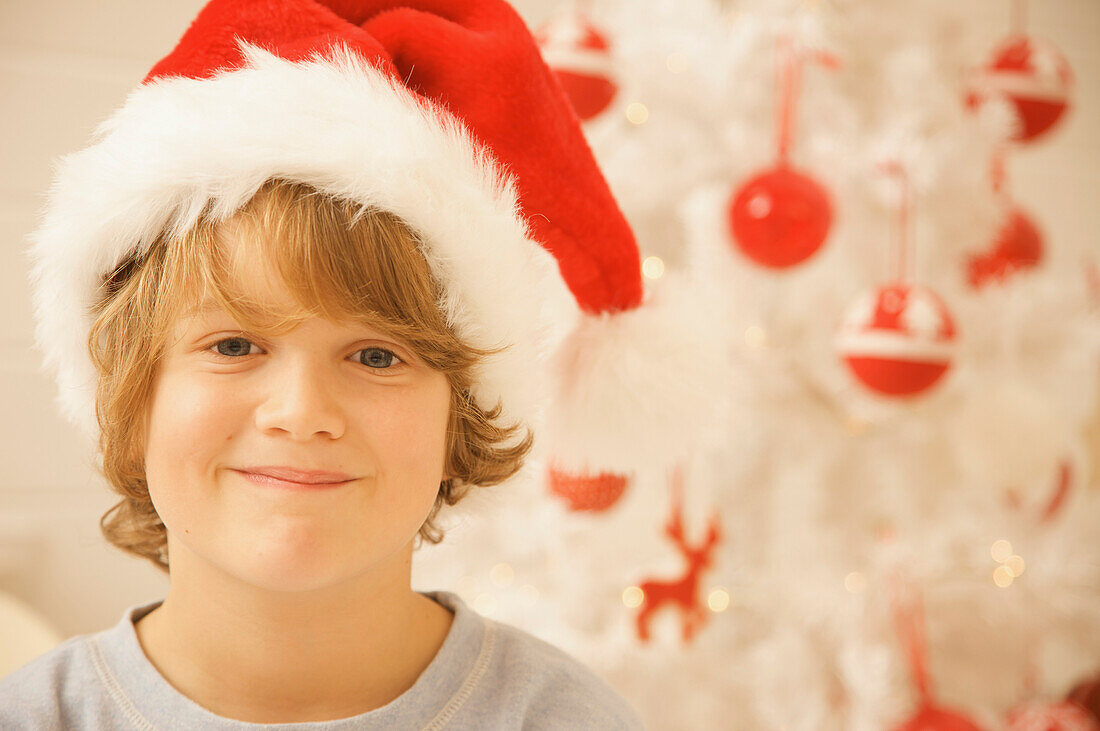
[543,271,732,483]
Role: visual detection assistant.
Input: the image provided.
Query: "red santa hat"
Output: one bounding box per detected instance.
[26,0,726,492]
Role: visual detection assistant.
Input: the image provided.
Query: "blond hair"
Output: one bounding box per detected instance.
[88,178,533,573]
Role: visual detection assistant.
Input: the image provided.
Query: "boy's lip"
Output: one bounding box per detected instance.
[235,466,356,484]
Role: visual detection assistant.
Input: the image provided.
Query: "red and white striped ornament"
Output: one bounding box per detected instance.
[1005,701,1100,731]
[535,10,618,122]
[837,283,957,398]
[966,35,1074,143]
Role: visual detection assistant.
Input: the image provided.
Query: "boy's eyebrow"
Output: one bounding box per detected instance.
[185,300,225,316]
[183,301,402,340]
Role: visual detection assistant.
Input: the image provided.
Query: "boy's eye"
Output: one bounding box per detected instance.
[210,337,255,359]
[207,337,404,371]
[358,347,400,369]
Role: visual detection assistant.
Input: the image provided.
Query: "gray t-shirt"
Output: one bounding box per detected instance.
[0,590,645,729]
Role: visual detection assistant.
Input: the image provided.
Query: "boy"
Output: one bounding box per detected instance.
[4,0,719,726]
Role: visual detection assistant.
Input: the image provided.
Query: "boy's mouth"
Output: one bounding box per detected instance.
[234,466,356,486]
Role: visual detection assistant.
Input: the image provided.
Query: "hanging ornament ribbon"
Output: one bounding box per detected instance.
[878,161,913,284]
[1010,0,1027,37]
[775,35,841,167]
[888,569,933,710]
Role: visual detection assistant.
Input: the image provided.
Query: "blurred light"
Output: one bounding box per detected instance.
[993,565,1015,588]
[622,586,645,608]
[991,539,1013,563]
[642,255,666,279]
[518,584,540,605]
[1004,554,1026,577]
[473,593,498,615]
[747,193,772,218]
[846,415,868,434]
[626,102,649,125]
[707,587,731,612]
[844,571,867,594]
[744,324,767,349]
[456,574,477,595]
[490,562,514,587]
[665,52,688,74]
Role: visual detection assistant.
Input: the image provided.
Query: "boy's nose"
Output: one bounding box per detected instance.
[253,365,347,441]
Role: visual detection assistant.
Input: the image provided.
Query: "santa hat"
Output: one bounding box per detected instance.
[26,0,726,493]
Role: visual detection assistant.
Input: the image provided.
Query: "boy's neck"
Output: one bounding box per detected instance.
[133,577,454,723]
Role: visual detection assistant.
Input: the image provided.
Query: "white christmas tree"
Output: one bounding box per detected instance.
[414,1,1100,728]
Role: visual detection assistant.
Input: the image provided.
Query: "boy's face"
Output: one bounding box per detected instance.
[141,232,451,594]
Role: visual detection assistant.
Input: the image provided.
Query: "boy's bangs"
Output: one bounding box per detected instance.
[164,179,471,371]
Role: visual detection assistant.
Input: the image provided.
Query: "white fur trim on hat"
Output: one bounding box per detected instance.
[24,39,567,460]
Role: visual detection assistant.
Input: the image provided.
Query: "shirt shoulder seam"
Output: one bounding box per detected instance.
[88,635,158,731]
[420,618,498,730]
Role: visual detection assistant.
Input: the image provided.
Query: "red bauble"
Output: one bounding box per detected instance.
[726,165,833,269]
[894,704,985,731]
[1005,701,1100,731]
[547,466,628,512]
[535,11,618,122]
[967,207,1044,288]
[966,36,1074,143]
[1067,673,1100,723]
[837,282,957,397]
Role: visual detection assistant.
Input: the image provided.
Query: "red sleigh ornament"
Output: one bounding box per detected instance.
[634,464,723,644]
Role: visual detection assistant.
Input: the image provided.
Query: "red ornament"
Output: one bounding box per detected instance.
[1067,672,1100,723]
[894,704,985,731]
[966,36,1074,143]
[634,464,722,645]
[1005,701,1100,731]
[837,282,957,397]
[547,465,628,512]
[535,11,618,122]
[967,207,1044,288]
[727,165,833,269]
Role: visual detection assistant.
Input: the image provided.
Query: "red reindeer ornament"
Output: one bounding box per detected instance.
[634,464,723,644]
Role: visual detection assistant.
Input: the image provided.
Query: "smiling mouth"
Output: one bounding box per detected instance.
[233,470,354,491]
